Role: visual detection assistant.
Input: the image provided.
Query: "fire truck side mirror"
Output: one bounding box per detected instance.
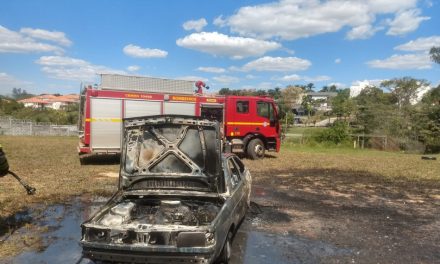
[270,119,276,127]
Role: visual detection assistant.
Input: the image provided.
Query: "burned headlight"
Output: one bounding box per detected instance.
[85,228,109,242]
[205,232,215,245]
[176,232,215,247]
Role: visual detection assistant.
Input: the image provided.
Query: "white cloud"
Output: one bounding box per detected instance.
[367,53,432,69]
[20,27,72,46]
[196,67,226,73]
[219,0,426,40]
[334,58,341,64]
[176,75,209,82]
[395,36,440,52]
[303,75,331,82]
[183,18,208,32]
[274,74,331,82]
[245,74,258,79]
[176,32,281,59]
[213,75,240,84]
[36,56,88,66]
[242,56,311,72]
[0,72,32,93]
[386,9,430,36]
[241,82,273,90]
[213,15,227,27]
[127,65,140,72]
[123,44,168,58]
[346,24,381,40]
[276,74,302,82]
[283,48,295,55]
[35,56,125,81]
[0,25,63,54]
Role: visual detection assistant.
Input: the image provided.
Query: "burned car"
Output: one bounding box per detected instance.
[81,115,251,263]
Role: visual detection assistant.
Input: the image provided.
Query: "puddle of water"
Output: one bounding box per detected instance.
[231,227,353,264]
[1,197,107,264]
[2,194,352,264]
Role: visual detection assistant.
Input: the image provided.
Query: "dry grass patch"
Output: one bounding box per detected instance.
[0,136,119,217]
[0,136,119,257]
[244,149,439,183]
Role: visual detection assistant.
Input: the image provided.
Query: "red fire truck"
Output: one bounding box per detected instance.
[78,74,281,160]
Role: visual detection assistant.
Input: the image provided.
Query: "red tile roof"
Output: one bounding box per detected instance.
[18,94,79,104]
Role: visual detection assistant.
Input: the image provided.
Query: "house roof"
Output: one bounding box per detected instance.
[18,94,79,104]
[19,98,50,104]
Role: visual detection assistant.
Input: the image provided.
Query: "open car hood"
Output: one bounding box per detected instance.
[120,115,222,193]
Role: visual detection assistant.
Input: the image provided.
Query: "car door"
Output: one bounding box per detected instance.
[232,156,251,207]
[226,156,246,225]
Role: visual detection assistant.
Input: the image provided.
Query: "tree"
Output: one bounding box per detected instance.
[11,88,33,100]
[320,85,329,92]
[319,84,337,93]
[301,95,314,122]
[355,86,398,134]
[314,121,351,145]
[267,87,282,99]
[331,89,355,120]
[381,77,428,110]
[430,46,440,64]
[329,85,338,92]
[281,86,304,109]
[415,85,440,152]
[218,88,232,95]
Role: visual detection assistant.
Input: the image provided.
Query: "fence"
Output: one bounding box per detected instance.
[0,116,78,136]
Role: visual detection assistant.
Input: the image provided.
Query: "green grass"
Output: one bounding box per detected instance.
[280,142,425,157]
[286,126,327,135]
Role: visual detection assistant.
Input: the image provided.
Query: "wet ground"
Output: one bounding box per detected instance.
[1,168,440,264]
[0,195,353,264]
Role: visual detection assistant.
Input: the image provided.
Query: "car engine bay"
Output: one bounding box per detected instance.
[97,198,222,227]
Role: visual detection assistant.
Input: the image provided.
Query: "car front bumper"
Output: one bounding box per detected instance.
[83,247,214,264]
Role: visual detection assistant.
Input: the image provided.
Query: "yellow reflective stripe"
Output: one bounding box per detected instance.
[226,122,264,126]
[85,118,122,122]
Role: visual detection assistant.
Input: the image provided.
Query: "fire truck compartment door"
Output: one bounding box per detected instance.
[163,102,195,115]
[124,100,161,118]
[90,98,122,149]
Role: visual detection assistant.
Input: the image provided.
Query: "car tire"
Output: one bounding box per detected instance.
[246,138,265,160]
[217,231,232,264]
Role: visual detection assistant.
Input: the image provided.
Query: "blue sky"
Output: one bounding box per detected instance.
[0,0,439,95]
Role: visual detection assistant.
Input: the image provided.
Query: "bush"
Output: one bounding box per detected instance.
[314,121,351,145]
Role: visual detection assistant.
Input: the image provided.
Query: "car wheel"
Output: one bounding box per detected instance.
[247,138,265,160]
[217,231,232,264]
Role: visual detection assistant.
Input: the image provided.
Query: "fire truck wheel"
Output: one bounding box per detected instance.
[247,138,265,160]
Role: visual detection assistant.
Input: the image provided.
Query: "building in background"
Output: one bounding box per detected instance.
[18,94,79,110]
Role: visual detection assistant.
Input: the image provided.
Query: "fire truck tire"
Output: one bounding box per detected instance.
[247,138,265,160]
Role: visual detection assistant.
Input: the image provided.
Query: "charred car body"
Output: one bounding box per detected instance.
[81,115,251,263]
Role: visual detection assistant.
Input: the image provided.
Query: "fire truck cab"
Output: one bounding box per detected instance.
[210,96,280,159]
[78,74,280,160]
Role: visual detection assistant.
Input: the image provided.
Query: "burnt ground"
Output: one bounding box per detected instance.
[1,168,440,263]
[233,168,440,264]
